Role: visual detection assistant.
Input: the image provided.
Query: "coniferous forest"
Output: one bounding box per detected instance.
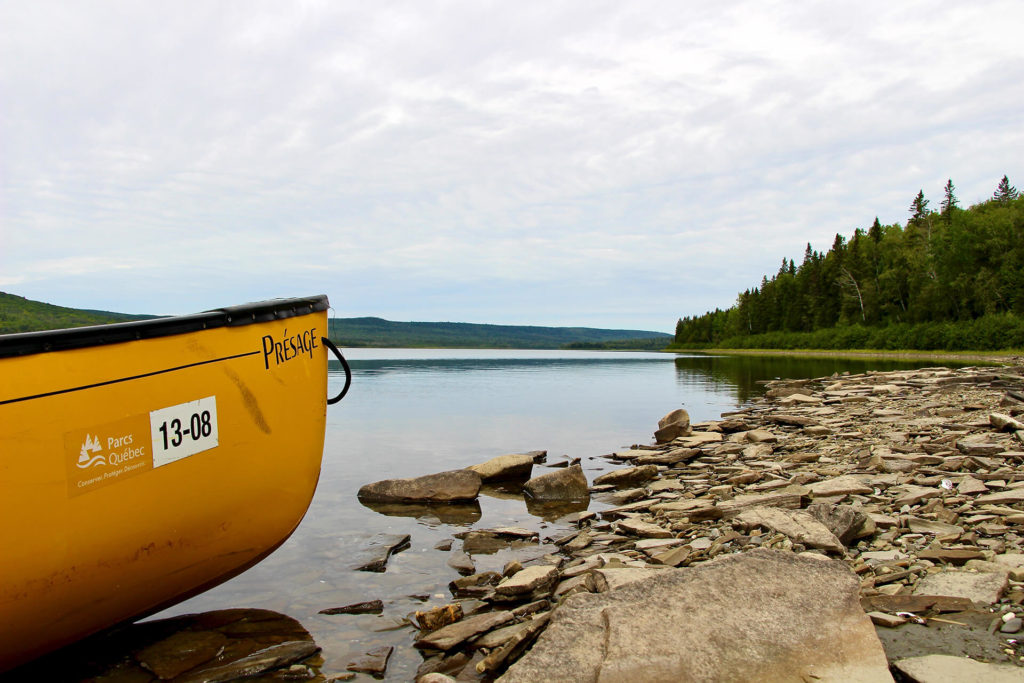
[673,176,1024,351]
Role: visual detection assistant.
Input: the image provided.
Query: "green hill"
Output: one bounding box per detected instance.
[0,293,670,349]
[327,317,671,349]
[0,292,153,333]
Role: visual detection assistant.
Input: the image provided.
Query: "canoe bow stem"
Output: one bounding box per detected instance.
[322,337,352,405]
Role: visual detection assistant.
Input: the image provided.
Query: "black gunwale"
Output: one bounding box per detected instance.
[0,295,329,359]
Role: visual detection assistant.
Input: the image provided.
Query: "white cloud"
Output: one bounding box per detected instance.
[1,0,1022,330]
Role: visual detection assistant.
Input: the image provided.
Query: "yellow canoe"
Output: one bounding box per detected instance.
[0,295,348,671]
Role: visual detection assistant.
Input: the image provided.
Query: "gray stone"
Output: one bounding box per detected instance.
[891,485,942,507]
[592,567,665,592]
[975,488,1024,505]
[447,551,475,576]
[674,431,723,447]
[651,545,691,567]
[806,503,870,545]
[418,674,458,683]
[495,565,559,596]
[522,464,589,502]
[991,412,1024,432]
[467,454,535,482]
[319,600,384,615]
[346,646,393,677]
[905,516,963,537]
[177,641,321,683]
[353,533,411,572]
[735,507,845,554]
[957,475,988,495]
[893,654,1023,683]
[592,465,659,489]
[498,550,892,682]
[992,553,1024,581]
[745,429,778,443]
[553,573,596,599]
[807,475,873,498]
[913,569,1008,605]
[458,527,539,555]
[475,614,551,676]
[135,631,230,679]
[414,611,515,651]
[635,448,700,465]
[357,470,481,503]
[615,518,672,538]
[1000,617,1022,633]
[655,408,691,443]
[956,439,1005,456]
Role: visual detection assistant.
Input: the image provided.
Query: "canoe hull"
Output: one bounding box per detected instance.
[0,298,329,670]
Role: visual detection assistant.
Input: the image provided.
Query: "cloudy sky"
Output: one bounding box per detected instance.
[2,1,1022,332]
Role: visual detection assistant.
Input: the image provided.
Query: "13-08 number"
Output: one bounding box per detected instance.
[158,410,213,449]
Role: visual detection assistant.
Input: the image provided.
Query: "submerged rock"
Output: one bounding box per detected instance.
[353,533,411,572]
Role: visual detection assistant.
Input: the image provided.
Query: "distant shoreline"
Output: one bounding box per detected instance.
[667,347,1022,364]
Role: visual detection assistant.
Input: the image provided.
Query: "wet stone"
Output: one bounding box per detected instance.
[176,641,321,683]
[318,600,384,615]
[495,565,560,597]
[414,611,515,651]
[353,533,411,572]
[346,645,393,677]
[414,604,464,632]
[447,551,476,575]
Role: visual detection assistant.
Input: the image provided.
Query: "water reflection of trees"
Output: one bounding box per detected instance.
[673,354,979,405]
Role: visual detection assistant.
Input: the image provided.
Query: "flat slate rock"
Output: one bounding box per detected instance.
[913,569,1009,605]
[467,454,535,482]
[860,594,975,614]
[346,645,393,677]
[319,600,384,615]
[499,549,893,682]
[414,611,515,651]
[357,469,482,503]
[893,654,1024,683]
[735,507,845,554]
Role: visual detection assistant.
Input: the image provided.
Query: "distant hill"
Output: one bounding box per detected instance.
[0,294,670,349]
[328,316,672,349]
[0,292,153,333]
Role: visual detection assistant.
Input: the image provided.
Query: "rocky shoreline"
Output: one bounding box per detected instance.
[360,359,1024,681]
[16,360,1024,681]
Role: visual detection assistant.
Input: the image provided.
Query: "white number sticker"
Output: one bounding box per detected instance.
[150,396,219,467]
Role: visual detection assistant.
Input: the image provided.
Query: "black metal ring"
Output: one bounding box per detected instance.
[322,337,352,405]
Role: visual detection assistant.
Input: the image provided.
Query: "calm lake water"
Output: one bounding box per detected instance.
[152,349,974,679]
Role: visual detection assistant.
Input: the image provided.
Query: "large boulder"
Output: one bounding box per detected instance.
[654,408,691,443]
[499,549,892,682]
[357,470,481,504]
[466,453,535,482]
[522,464,589,502]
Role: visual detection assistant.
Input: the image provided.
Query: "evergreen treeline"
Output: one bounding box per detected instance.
[673,176,1024,351]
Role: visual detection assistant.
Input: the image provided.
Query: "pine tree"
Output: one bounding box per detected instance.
[909,190,929,221]
[868,217,882,243]
[940,179,958,222]
[994,175,1019,203]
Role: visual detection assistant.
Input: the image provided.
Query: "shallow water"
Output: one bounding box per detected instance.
[149,349,977,679]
